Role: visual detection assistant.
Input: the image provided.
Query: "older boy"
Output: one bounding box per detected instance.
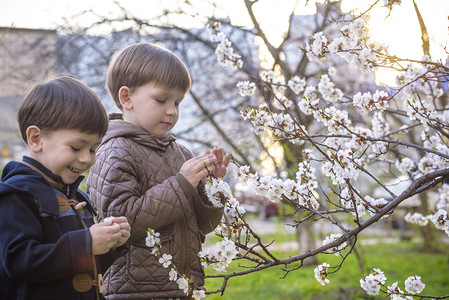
[0,75,130,300]
[87,43,230,299]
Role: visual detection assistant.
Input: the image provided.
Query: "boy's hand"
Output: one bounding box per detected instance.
[180,153,218,188]
[106,216,131,248]
[211,147,230,179]
[89,220,122,255]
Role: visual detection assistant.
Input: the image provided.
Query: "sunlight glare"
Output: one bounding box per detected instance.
[343,0,449,86]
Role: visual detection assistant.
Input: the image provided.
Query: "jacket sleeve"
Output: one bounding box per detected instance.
[87,144,194,243]
[178,145,223,235]
[0,192,93,283]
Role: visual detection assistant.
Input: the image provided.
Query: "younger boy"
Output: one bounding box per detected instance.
[87,43,230,299]
[0,75,131,300]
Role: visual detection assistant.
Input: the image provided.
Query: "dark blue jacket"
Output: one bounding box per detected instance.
[0,157,126,300]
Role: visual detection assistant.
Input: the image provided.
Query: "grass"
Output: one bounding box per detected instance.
[203,241,449,299]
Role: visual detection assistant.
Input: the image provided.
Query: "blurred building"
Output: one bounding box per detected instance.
[0,27,57,164]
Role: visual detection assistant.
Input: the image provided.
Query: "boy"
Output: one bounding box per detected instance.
[87,43,230,299]
[0,75,131,300]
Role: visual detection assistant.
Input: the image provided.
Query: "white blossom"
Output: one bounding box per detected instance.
[305,32,329,63]
[192,289,206,300]
[431,209,448,231]
[404,275,425,294]
[288,76,306,94]
[200,238,237,273]
[360,268,386,296]
[395,158,414,174]
[145,229,160,248]
[322,233,347,255]
[168,268,178,281]
[404,212,429,226]
[314,263,330,286]
[318,74,343,102]
[260,70,275,81]
[176,277,189,294]
[272,78,286,95]
[387,282,405,300]
[236,81,256,97]
[158,253,172,268]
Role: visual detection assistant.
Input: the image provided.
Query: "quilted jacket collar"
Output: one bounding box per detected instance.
[103,113,176,151]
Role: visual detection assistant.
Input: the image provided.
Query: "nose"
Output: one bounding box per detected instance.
[78,149,92,164]
[166,102,177,116]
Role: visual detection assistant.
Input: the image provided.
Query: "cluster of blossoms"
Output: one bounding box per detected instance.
[314,263,331,286]
[259,71,306,100]
[321,149,359,185]
[237,70,354,147]
[204,177,246,225]
[305,18,387,71]
[234,161,320,210]
[397,58,444,98]
[339,187,389,218]
[370,111,390,154]
[404,212,429,226]
[352,90,389,112]
[145,229,205,299]
[240,104,271,136]
[198,237,237,272]
[236,81,256,97]
[237,71,307,113]
[340,187,366,217]
[305,32,329,63]
[437,183,449,209]
[315,266,426,298]
[313,105,352,134]
[406,98,437,127]
[395,158,415,174]
[404,275,426,294]
[417,132,449,175]
[431,209,449,236]
[317,74,344,103]
[206,21,243,69]
[288,75,307,94]
[385,276,425,300]
[240,104,308,145]
[322,233,347,256]
[403,192,449,237]
[360,268,387,295]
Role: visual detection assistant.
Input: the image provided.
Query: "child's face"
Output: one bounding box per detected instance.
[125,82,185,138]
[33,129,101,185]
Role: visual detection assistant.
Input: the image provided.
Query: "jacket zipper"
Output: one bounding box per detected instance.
[159,151,189,276]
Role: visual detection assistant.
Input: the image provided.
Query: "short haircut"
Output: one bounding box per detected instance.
[17,75,108,143]
[106,43,191,110]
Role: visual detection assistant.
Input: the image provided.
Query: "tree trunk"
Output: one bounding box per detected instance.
[295,220,319,266]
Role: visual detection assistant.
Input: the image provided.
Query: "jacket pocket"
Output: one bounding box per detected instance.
[126,232,173,285]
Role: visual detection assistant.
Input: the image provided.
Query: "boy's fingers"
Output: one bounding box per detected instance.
[98,220,113,226]
[112,216,128,224]
[223,153,230,166]
[213,148,221,163]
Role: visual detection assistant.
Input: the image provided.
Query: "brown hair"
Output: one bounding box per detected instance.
[17,75,108,143]
[106,43,191,110]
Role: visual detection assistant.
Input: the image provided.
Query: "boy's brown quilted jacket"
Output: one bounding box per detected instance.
[87,115,222,299]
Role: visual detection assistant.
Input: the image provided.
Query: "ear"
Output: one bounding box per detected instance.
[26,126,44,153]
[118,86,133,110]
